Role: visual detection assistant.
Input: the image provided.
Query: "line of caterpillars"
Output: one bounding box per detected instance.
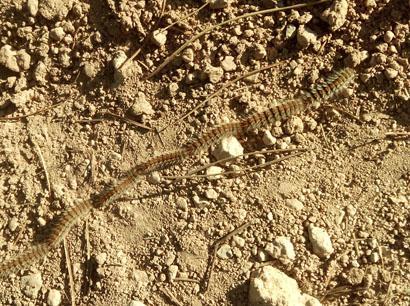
[0,67,355,278]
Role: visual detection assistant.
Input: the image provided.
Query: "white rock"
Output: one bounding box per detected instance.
[20,273,43,299]
[321,0,349,31]
[130,92,154,116]
[285,198,304,211]
[205,65,224,84]
[284,116,304,134]
[233,235,245,247]
[205,188,218,200]
[249,266,322,306]
[297,26,317,48]
[129,301,146,306]
[47,289,62,306]
[152,29,167,47]
[168,265,178,281]
[8,217,19,231]
[265,236,296,262]
[206,165,223,180]
[0,45,20,72]
[221,56,236,72]
[50,27,65,41]
[308,224,334,258]
[95,252,107,265]
[176,197,188,211]
[112,50,128,83]
[217,244,233,259]
[262,130,277,146]
[16,49,31,70]
[27,0,39,16]
[132,270,149,290]
[212,136,244,160]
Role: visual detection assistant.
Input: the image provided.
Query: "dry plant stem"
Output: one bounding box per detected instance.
[160,1,209,33]
[0,101,66,121]
[0,67,354,279]
[148,0,331,78]
[159,62,281,133]
[30,135,52,194]
[103,111,152,130]
[63,239,76,306]
[118,0,168,72]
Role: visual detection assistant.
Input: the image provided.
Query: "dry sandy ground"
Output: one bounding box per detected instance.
[0,0,409,305]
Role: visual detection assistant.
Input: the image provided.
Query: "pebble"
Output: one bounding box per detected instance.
[168,265,178,281]
[38,0,73,20]
[262,130,277,146]
[34,61,48,83]
[209,0,232,9]
[152,29,167,47]
[8,217,19,231]
[205,65,224,84]
[50,27,65,41]
[370,252,380,263]
[212,136,244,160]
[252,43,267,60]
[296,26,317,48]
[27,0,39,16]
[0,45,24,72]
[112,50,128,83]
[205,165,223,180]
[205,188,218,200]
[130,92,154,116]
[47,289,62,306]
[383,30,395,43]
[345,204,357,216]
[285,24,297,39]
[168,82,179,97]
[249,266,322,306]
[181,48,194,63]
[132,270,149,289]
[233,235,245,248]
[346,267,365,285]
[384,68,398,79]
[217,244,233,259]
[285,198,304,211]
[308,224,334,258]
[20,273,43,299]
[83,62,98,79]
[129,301,146,306]
[95,252,107,266]
[284,116,304,134]
[321,0,349,31]
[265,236,296,262]
[221,56,236,72]
[176,197,188,211]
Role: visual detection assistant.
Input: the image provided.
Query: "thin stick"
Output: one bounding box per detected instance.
[158,62,281,133]
[104,111,152,130]
[118,0,168,72]
[147,0,330,78]
[30,135,51,194]
[0,101,66,122]
[159,287,183,306]
[161,2,209,33]
[63,239,76,306]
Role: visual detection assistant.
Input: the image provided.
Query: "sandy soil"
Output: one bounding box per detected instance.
[0,0,409,305]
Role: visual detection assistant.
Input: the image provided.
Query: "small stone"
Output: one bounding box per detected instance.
[217,244,233,259]
[285,24,297,39]
[38,0,73,20]
[262,130,277,146]
[8,217,19,232]
[384,30,395,43]
[253,43,267,60]
[209,0,232,9]
[321,0,348,31]
[258,250,269,262]
[205,166,223,180]
[83,62,98,79]
[130,92,154,116]
[384,68,398,79]
[308,224,334,258]
[168,82,179,97]
[176,197,188,211]
[47,289,62,306]
[221,56,236,72]
[212,136,244,160]
[370,252,380,263]
[181,48,194,63]
[16,49,30,71]
[132,270,149,290]
[205,188,218,200]
[284,116,304,134]
[147,171,161,184]
[37,217,46,226]
[168,265,178,281]
[205,65,224,84]
[265,236,296,262]
[20,273,43,299]
[345,204,357,216]
[285,198,304,211]
[0,45,20,72]
[364,0,376,8]
[297,26,317,48]
[95,252,107,266]
[27,0,39,16]
[152,29,167,47]
[346,267,365,285]
[112,50,128,83]
[233,235,245,248]
[129,301,146,306]
[34,61,47,83]
[50,27,65,41]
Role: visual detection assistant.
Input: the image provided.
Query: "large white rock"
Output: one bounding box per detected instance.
[308,224,334,258]
[249,266,322,306]
[212,136,243,160]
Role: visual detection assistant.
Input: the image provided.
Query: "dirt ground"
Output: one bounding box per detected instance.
[0,0,409,305]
